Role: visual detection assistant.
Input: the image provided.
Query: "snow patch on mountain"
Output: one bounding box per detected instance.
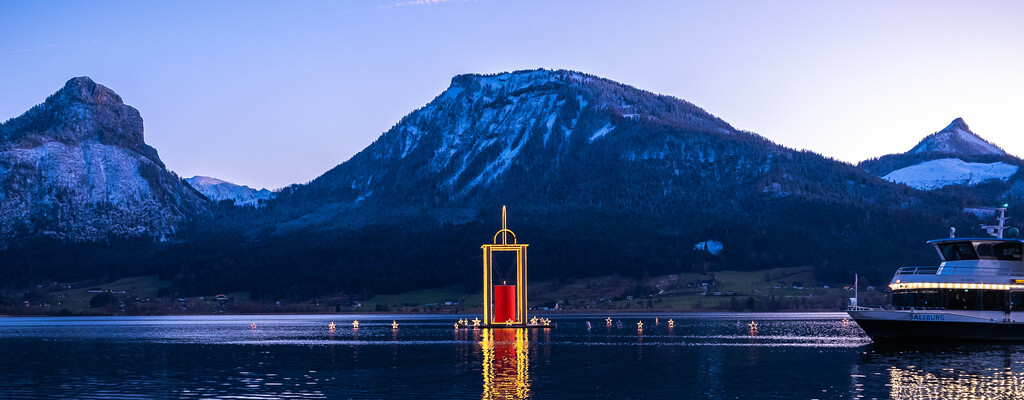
[185,176,274,207]
[694,240,723,255]
[883,158,1018,190]
[963,207,997,219]
[588,123,615,142]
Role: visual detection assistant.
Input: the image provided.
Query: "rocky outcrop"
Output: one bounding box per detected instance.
[0,77,208,246]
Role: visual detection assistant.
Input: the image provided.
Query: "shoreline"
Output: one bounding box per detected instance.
[1,309,853,318]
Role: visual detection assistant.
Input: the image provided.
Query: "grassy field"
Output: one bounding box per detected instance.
[45,275,171,312]
[365,266,859,312]
[7,266,861,315]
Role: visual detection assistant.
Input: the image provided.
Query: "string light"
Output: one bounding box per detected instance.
[889,282,1018,291]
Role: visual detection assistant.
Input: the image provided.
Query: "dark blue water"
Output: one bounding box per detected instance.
[0,313,1022,399]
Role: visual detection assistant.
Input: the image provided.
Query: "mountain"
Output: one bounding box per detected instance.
[285,69,907,218]
[859,118,1021,191]
[251,69,970,297]
[0,71,1000,303]
[0,77,208,247]
[909,118,1005,156]
[185,176,274,207]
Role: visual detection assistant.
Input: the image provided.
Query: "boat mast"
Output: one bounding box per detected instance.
[981,206,1010,239]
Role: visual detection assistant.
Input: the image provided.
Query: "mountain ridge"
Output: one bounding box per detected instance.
[0,71,1015,303]
[185,175,274,207]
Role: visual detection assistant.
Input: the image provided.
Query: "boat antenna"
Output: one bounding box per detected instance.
[981,205,1010,239]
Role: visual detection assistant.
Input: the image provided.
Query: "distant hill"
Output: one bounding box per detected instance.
[185,176,274,207]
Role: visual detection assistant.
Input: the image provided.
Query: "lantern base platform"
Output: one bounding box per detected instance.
[458,323,556,329]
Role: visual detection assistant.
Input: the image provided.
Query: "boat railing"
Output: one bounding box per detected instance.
[847,305,949,311]
[894,266,940,275]
[887,306,948,311]
[896,265,1021,276]
[936,264,1019,276]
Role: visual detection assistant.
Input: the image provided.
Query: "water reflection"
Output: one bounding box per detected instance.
[481,329,531,399]
[887,356,1024,399]
[0,313,887,398]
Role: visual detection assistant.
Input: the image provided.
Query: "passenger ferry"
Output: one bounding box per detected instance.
[848,207,1024,341]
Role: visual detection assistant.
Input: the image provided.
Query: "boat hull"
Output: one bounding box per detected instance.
[849,309,1024,341]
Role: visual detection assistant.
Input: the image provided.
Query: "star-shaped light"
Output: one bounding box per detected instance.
[530,316,539,325]
[605,317,613,326]
[352,320,359,329]
[328,321,336,332]
[667,319,675,328]
[391,320,399,330]
[250,322,258,330]
[471,317,481,327]
[637,321,644,330]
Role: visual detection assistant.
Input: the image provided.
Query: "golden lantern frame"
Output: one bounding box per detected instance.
[481,206,528,326]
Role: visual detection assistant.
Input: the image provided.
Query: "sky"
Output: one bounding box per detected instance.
[1,0,1022,190]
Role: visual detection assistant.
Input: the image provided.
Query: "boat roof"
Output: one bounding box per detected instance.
[927,237,1024,244]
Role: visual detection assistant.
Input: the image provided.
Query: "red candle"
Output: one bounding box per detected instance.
[494,285,516,323]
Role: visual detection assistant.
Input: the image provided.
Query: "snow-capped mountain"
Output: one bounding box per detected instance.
[0,77,208,246]
[860,118,1021,191]
[185,176,274,207]
[908,118,1005,156]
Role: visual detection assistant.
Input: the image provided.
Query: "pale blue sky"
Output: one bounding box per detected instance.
[2,0,1022,189]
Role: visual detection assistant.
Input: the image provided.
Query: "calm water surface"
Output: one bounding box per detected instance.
[1,313,1023,399]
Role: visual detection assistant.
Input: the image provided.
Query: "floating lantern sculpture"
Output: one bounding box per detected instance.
[480,206,549,328]
[391,320,399,330]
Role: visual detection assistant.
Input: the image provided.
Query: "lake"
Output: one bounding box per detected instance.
[0,313,1022,399]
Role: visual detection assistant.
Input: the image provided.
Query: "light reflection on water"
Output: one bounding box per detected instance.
[0,313,1021,398]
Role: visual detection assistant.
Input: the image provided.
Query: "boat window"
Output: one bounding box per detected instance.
[982,290,1006,311]
[945,289,985,310]
[995,242,1023,261]
[894,288,1013,310]
[972,242,1022,260]
[937,242,979,261]
[1011,292,1024,312]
